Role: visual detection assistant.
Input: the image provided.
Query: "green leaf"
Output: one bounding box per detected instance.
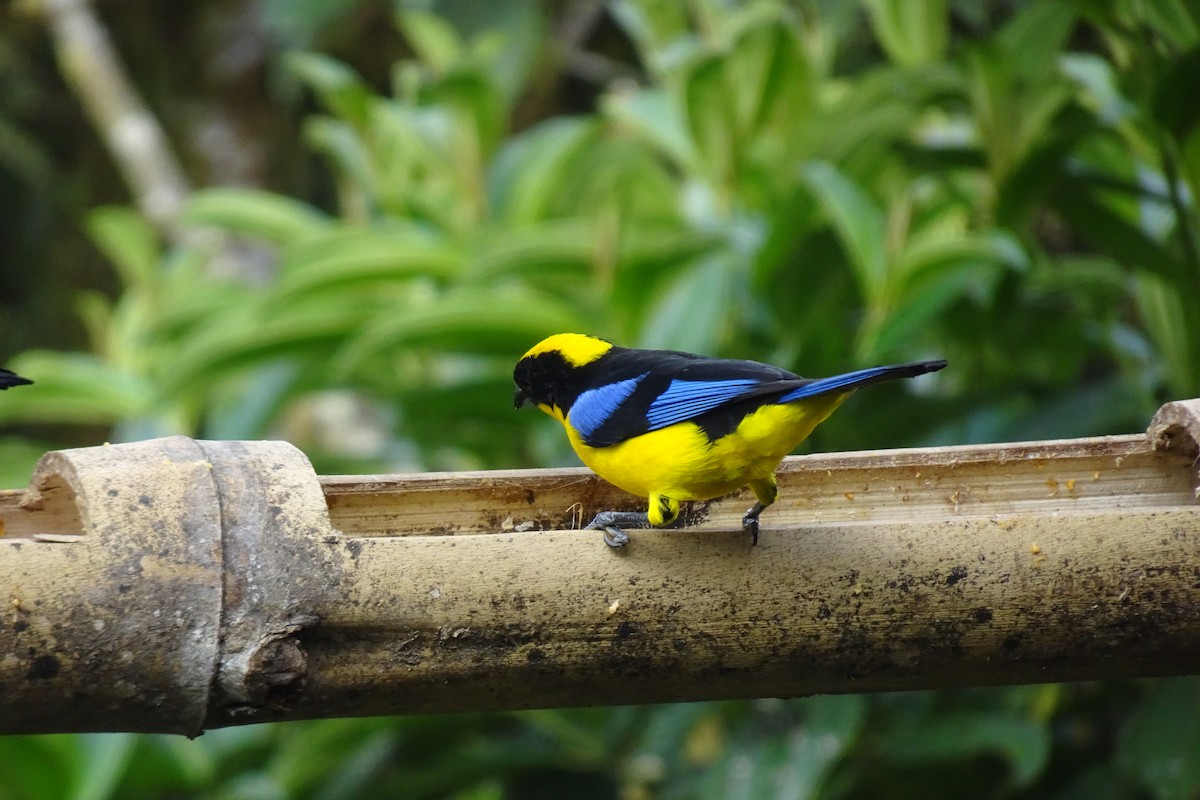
[340,287,583,369]
[161,297,371,397]
[1051,173,1188,287]
[866,274,973,361]
[769,695,866,800]
[858,230,1019,359]
[0,736,80,799]
[182,189,331,245]
[303,117,375,198]
[1055,765,1145,800]
[726,16,813,144]
[1001,379,1153,440]
[1060,54,1136,126]
[0,352,146,426]
[618,225,722,269]
[434,1,545,101]
[1140,0,1200,50]
[898,229,1027,279]
[1152,45,1200,142]
[488,117,600,224]
[802,161,888,302]
[863,0,949,67]
[423,68,507,158]
[603,87,701,175]
[996,2,1077,80]
[85,207,160,290]
[203,362,300,441]
[274,229,463,300]
[701,696,866,800]
[74,290,113,355]
[1118,678,1200,800]
[467,220,598,283]
[626,703,717,765]
[878,710,1051,788]
[286,52,373,126]
[73,734,136,800]
[608,0,692,71]
[396,9,464,73]
[266,719,396,795]
[964,40,1077,201]
[806,67,931,168]
[639,251,738,354]
[1135,273,1200,398]
[683,54,736,183]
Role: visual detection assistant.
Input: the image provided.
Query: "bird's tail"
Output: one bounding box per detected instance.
[780,359,946,403]
[0,368,33,390]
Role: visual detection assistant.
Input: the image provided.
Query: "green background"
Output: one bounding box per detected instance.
[1,1,1199,797]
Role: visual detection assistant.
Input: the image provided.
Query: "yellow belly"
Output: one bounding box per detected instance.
[564,393,850,501]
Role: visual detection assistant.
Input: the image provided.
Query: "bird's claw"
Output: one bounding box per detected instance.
[742,502,765,546]
[600,527,630,547]
[585,511,646,548]
[742,515,760,546]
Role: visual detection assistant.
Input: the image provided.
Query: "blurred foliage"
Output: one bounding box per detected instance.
[2,0,1200,797]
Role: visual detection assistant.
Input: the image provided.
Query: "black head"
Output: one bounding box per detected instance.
[513,334,616,417]
[513,350,580,414]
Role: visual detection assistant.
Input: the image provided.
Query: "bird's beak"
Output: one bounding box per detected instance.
[514,388,529,409]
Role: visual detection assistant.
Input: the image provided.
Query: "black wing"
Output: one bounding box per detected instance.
[569,348,809,447]
[569,348,947,448]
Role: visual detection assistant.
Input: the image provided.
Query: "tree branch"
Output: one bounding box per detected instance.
[38,0,192,239]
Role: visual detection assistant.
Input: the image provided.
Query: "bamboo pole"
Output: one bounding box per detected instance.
[1,402,1198,735]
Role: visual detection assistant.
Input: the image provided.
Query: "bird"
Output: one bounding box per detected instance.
[0,369,32,390]
[513,333,946,547]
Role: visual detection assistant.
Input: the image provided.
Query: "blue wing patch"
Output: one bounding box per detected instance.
[645,379,762,430]
[569,374,648,439]
[778,366,894,402]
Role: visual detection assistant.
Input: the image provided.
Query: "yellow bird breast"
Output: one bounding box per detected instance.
[563,394,849,502]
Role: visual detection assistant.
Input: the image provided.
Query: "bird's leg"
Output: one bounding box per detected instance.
[585,494,681,548]
[584,511,648,548]
[744,476,778,546]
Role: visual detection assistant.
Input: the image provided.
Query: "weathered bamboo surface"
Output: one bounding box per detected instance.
[320,434,1194,536]
[1,402,1198,735]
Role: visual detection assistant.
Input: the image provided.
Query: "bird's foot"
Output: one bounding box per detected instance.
[742,502,767,546]
[585,511,649,548]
